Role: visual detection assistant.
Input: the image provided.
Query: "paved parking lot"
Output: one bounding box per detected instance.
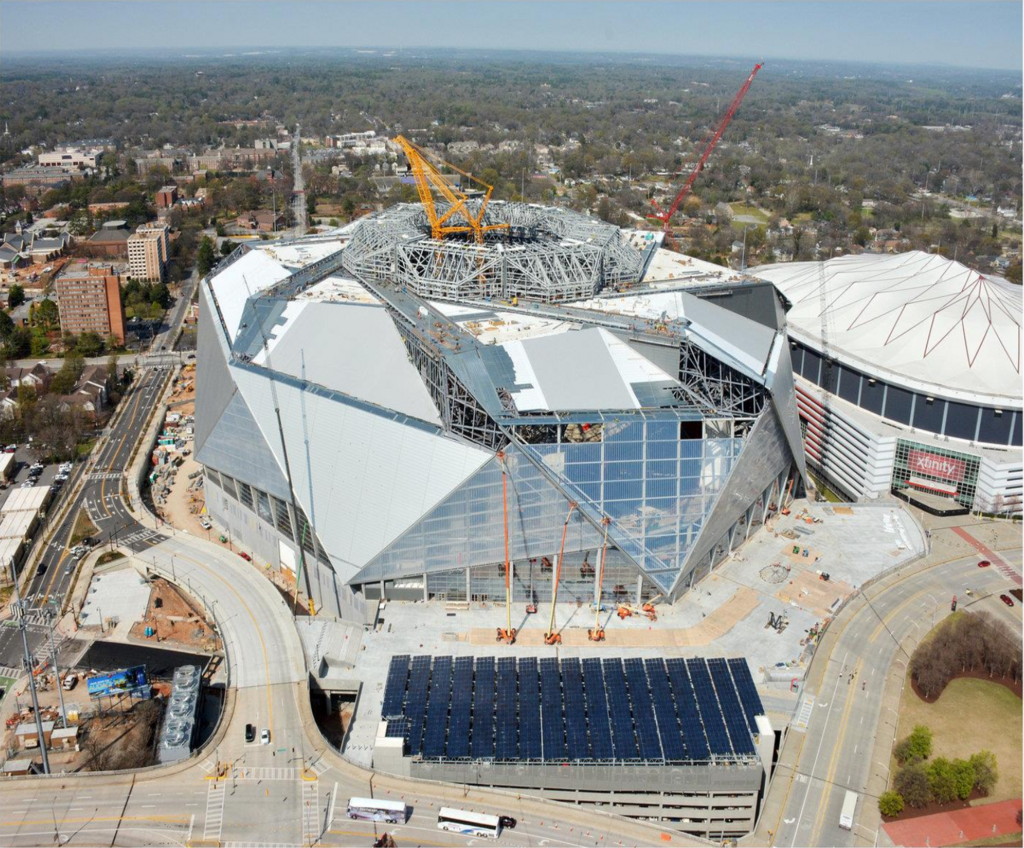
[0,445,62,512]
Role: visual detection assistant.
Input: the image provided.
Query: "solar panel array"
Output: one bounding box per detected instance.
[380,654,765,764]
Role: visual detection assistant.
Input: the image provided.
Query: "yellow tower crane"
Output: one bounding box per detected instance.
[393,135,509,243]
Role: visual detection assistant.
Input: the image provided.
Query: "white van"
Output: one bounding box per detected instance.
[839,790,858,830]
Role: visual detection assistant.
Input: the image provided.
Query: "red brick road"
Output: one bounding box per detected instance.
[884,798,1023,847]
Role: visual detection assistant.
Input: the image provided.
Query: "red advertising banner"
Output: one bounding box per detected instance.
[908,449,966,482]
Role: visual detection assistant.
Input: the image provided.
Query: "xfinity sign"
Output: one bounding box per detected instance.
[908,449,966,482]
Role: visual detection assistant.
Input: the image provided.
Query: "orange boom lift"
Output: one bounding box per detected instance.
[495,451,516,645]
[544,502,578,646]
[588,517,612,642]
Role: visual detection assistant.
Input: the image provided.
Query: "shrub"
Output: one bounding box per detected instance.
[928,757,959,804]
[950,758,976,800]
[894,725,933,764]
[879,791,905,817]
[969,750,999,796]
[895,762,933,808]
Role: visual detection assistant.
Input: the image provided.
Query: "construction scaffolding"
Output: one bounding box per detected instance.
[341,202,646,304]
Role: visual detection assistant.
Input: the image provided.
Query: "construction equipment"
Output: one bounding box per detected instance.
[588,518,612,642]
[616,604,634,620]
[650,63,763,231]
[495,451,516,645]
[394,135,510,244]
[641,594,663,622]
[544,502,578,646]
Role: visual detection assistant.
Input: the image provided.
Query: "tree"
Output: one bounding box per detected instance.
[950,758,976,801]
[50,351,85,395]
[878,791,904,818]
[29,328,50,357]
[33,298,59,330]
[6,284,25,309]
[895,762,932,808]
[928,757,959,804]
[906,725,933,761]
[969,750,998,796]
[75,331,104,357]
[220,239,237,257]
[196,235,216,277]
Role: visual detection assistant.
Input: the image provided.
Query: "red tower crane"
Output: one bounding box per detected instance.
[650,62,763,231]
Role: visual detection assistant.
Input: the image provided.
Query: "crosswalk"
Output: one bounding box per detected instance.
[229,766,303,781]
[792,695,815,731]
[0,664,22,679]
[88,471,122,481]
[203,780,225,843]
[301,781,320,845]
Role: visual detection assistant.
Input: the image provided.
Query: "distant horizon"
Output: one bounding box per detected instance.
[1,43,1019,79]
[1,1,1021,72]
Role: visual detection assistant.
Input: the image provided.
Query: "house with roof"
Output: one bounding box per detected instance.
[55,364,110,418]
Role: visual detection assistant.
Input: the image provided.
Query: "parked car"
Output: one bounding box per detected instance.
[3,444,16,453]
[63,675,76,691]
[260,728,270,745]
[1000,594,1014,607]
[200,518,213,530]
[239,552,252,562]
[978,560,991,568]
[245,723,255,743]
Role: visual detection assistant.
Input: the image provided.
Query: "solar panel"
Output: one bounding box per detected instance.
[422,656,452,759]
[495,657,518,760]
[405,656,432,757]
[686,658,732,756]
[708,658,755,756]
[602,659,639,761]
[381,654,410,719]
[540,657,567,761]
[666,658,709,760]
[624,658,663,761]
[561,658,589,760]
[446,657,474,759]
[581,658,614,760]
[727,658,765,736]
[385,718,410,740]
[518,657,542,760]
[644,659,687,761]
[471,657,495,759]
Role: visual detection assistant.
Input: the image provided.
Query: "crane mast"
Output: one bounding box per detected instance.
[651,62,763,231]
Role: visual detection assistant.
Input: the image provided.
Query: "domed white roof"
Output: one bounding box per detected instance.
[753,251,1022,407]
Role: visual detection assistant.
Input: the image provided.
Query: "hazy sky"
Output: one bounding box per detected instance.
[2,1,1021,71]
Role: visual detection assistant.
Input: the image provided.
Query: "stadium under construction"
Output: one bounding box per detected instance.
[195,199,807,623]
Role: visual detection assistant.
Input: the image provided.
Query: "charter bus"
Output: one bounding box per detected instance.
[346,797,407,824]
[437,807,501,838]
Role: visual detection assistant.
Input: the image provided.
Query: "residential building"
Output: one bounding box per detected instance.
[1,363,51,394]
[55,262,126,343]
[1,166,79,192]
[127,223,170,282]
[155,185,178,209]
[55,365,109,418]
[236,210,285,232]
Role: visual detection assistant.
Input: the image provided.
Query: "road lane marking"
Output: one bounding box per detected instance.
[807,658,864,846]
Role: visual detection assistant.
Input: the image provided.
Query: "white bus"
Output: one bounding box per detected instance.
[839,790,858,830]
[346,797,407,824]
[437,807,501,838]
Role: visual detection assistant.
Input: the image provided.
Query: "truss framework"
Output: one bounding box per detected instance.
[675,340,767,418]
[342,202,645,304]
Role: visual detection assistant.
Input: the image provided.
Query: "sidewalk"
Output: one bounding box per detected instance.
[883,798,1023,847]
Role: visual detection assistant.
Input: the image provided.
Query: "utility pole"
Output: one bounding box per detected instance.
[9,563,50,774]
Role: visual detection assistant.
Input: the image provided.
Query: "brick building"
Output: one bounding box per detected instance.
[127,223,170,282]
[54,262,126,343]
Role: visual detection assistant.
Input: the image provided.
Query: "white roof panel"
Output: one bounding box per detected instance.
[754,251,1023,406]
[210,249,291,338]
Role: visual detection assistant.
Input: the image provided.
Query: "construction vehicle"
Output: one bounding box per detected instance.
[588,518,612,643]
[617,604,634,620]
[650,63,763,231]
[495,452,516,645]
[544,502,578,646]
[394,135,509,244]
[641,594,663,622]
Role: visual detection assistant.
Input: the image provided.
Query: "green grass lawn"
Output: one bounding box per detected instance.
[0,675,17,704]
[728,202,769,222]
[896,675,1023,804]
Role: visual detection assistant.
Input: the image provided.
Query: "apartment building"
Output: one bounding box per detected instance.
[38,147,102,169]
[55,263,126,343]
[127,223,170,282]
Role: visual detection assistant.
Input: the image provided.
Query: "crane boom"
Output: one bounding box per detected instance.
[651,62,763,231]
[394,135,509,243]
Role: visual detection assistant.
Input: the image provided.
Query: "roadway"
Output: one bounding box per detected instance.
[292,125,307,236]
[17,269,198,614]
[768,546,1023,848]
